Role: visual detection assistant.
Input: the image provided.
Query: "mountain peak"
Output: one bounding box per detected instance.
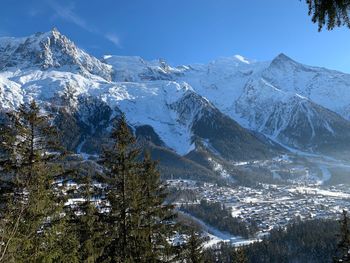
[269,53,299,70]
[276,52,289,58]
[30,28,63,44]
[51,27,60,33]
[272,53,296,63]
[0,29,112,80]
[45,27,62,39]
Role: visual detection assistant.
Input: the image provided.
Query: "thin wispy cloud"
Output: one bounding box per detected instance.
[45,0,122,50]
[105,33,121,47]
[47,0,96,33]
[28,8,41,17]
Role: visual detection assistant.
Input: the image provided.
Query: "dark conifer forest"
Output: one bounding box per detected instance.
[1,101,350,263]
[0,102,179,262]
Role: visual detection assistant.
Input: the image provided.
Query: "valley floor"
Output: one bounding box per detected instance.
[168,178,350,247]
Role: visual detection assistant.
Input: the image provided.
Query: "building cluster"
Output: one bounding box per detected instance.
[167,179,350,232]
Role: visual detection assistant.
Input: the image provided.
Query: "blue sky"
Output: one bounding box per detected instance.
[1,0,350,72]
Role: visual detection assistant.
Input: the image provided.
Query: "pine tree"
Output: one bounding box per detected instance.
[99,116,178,262]
[0,115,20,262]
[334,210,350,263]
[0,117,17,197]
[0,101,79,262]
[234,247,248,263]
[183,230,204,263]
[138,151,176,262]
[74,174,107,263]
[99,114,143,262]
[306,0,350,31]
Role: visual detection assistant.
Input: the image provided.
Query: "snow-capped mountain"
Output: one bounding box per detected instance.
[235,78,350,154]
[172,53,350,156]
[0,29,277,182]
[102,55,187,82]
[2,29,350,181]
[0,28,112,80]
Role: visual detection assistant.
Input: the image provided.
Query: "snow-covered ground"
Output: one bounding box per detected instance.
[287,186,350,199]
[178,211,260,248]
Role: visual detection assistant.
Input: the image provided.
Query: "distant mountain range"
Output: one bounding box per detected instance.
[2,29,350,182]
